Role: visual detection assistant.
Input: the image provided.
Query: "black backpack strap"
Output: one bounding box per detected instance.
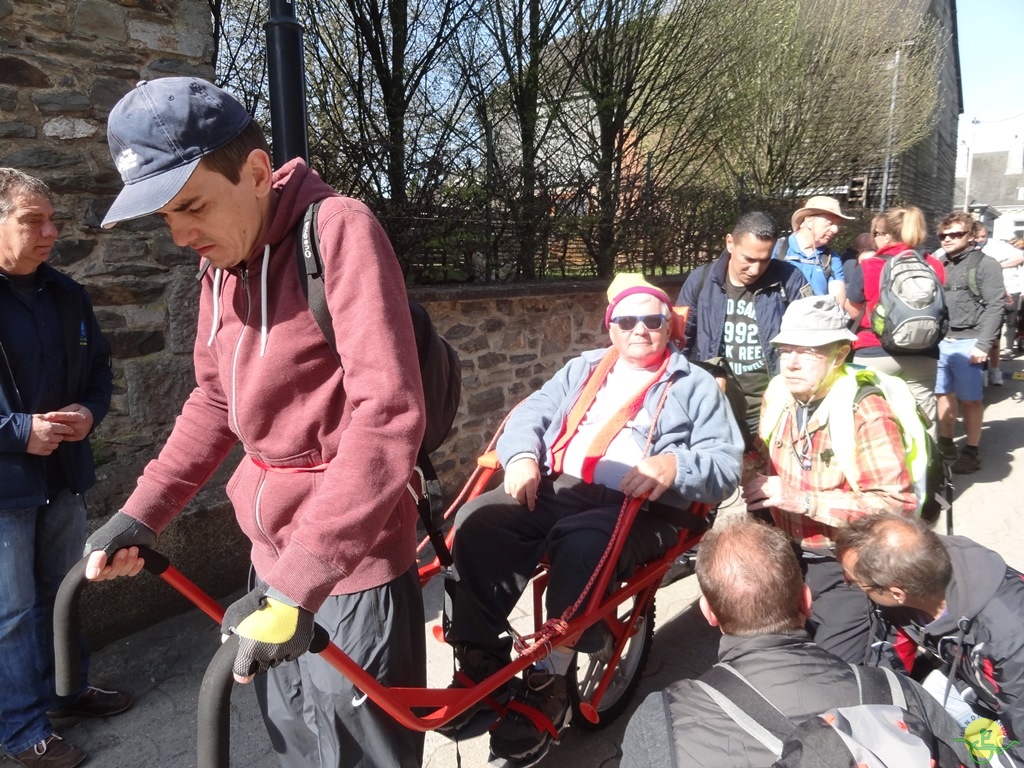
[295,200,339,363]
[695,664,794,754]
[853,383,883,407]
[852,663,906,709]
[415,447,452,567]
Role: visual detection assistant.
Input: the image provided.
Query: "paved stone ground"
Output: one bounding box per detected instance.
[5,357,1023,768]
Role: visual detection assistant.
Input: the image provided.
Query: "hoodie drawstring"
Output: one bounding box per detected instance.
[204,245,270,355]
[207,267,223,347]
[260,244,270,357]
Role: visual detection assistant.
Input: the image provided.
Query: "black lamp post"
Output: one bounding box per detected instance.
[265,0,309,167]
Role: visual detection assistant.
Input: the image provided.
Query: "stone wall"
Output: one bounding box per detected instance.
[0,0,238,643]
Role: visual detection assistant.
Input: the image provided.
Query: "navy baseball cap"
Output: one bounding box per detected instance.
[102,78,252,229]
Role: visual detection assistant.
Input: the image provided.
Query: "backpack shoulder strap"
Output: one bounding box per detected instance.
[758,374,792,443]
[295,200,338,361]
[850,663,906,709]
[695,664,793,755]
[823,367,888,497]
[966,249,984,301]
[687,261,712,304]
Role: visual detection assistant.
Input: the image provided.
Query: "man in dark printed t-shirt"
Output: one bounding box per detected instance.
[677,212,811,439]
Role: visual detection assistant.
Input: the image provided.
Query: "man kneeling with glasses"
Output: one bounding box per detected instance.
[441,273,744,765]
[742,296,917,666]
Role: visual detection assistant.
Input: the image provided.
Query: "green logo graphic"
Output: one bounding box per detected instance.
[955,718,1021,765]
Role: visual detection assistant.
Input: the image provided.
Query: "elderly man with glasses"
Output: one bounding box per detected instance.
[933,211,1006,474]
[777,195,855,304]
[741,296,917,666]
[440,273,744,766]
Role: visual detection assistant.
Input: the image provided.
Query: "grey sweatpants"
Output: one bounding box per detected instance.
[254,567,425,768]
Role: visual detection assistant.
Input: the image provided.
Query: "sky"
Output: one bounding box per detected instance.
[956,0,1024,151]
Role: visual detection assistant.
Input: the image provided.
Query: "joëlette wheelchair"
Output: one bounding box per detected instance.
[54,309,721,767]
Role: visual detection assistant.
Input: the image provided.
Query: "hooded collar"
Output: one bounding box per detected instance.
[924,535,1008,636]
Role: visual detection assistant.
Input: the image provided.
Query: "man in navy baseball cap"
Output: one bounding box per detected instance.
[102,78,251,228]
[90,77,428,768]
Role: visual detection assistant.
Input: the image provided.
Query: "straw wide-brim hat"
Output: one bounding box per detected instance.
[791,195,855,231]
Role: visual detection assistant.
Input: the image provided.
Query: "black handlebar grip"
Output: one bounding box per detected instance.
[137,545,169,576]
[310,623,330,654]
[198,634,238,768]
[55,546,168,698]
[54,556,89,697]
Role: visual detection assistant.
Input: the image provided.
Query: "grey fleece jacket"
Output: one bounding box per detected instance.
[495,344,744,509]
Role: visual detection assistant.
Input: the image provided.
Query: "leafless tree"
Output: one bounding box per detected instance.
[710,0,944,202]
[549,0,742,276]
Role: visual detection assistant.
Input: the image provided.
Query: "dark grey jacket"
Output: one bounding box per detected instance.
[943,246,1006,349]
[620,630,968,768]
[882,536,1024,766]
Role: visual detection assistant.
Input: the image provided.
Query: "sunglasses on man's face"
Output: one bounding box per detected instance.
[610,314,668,331]
[939,231,968,240]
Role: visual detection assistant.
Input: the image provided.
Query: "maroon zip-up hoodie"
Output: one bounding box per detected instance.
[121,160,426,611]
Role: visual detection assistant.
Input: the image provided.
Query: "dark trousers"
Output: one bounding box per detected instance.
[254,567,425,768]
[444,474,680,659]
[802,550,874,665]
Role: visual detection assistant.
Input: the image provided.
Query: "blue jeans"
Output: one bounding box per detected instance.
[0,491,89,755]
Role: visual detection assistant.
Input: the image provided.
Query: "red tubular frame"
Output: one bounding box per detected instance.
[149,527,704,733]
[156,449,710,733]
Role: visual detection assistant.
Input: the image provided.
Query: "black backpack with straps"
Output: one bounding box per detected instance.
[696,662,968,767]
[295,199,462,565]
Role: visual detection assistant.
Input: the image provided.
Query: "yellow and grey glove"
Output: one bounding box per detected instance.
[221,587,315,677]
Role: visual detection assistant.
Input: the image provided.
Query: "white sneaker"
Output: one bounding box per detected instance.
[991,368,1004,386]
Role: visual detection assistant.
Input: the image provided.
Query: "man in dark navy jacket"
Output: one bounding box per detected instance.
[676,211,810,439]
[0,168,126,768]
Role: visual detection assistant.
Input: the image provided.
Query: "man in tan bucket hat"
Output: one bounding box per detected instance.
[778,195,854,305]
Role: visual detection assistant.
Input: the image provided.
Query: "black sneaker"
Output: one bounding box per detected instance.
[951,452,981,474]
[48,686,133,719]
[9,734,85,768]
[435,645,510,737]
[489,671,571,765]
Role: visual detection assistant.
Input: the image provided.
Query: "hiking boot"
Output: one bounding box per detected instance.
[48,686,133,719]
[489,671,571,765]
[952,451,981,474]
[435,645,510,737]
[990,368,1004,386]
[9,734,85,768]
[938,439,958,462]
